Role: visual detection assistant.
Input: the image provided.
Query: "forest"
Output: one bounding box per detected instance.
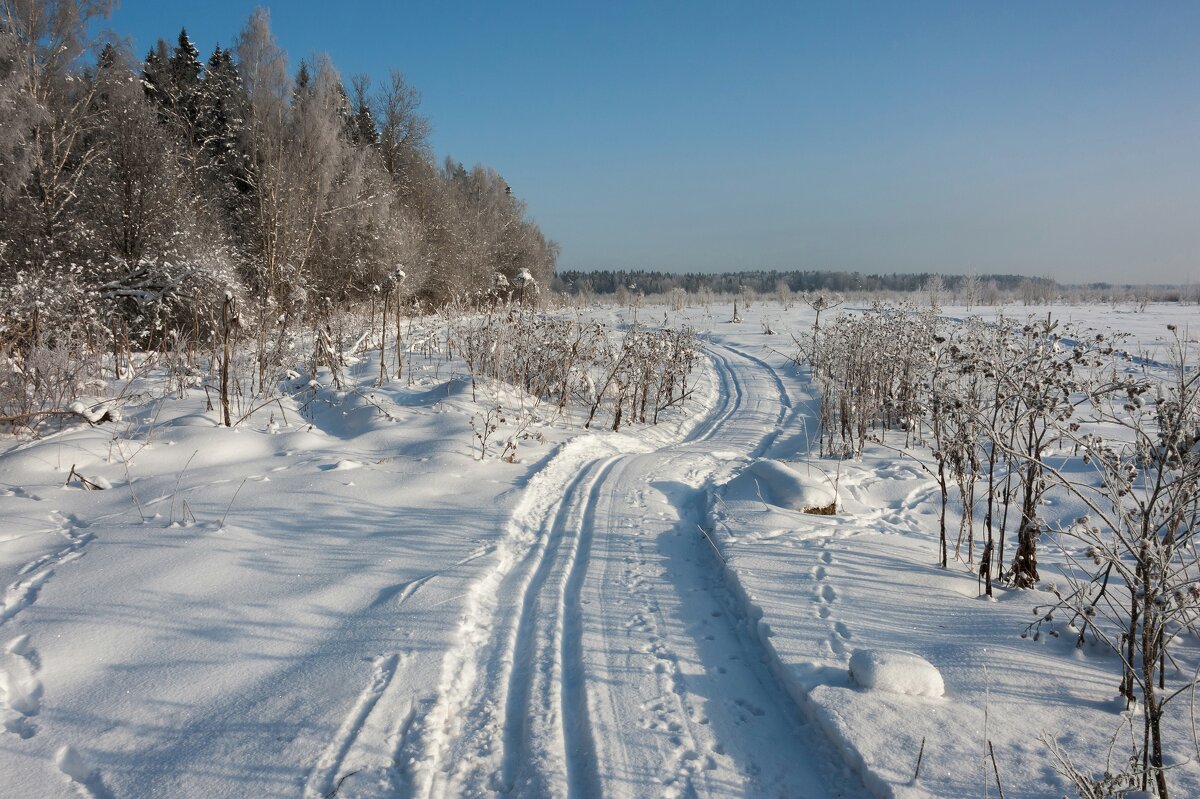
[0,2,558,375]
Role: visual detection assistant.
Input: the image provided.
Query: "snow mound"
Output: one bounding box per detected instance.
[849,649,944,698]
[166,413,220,428]
[330,459,363,471]
[55,746,91,782]
[725,459,836,513]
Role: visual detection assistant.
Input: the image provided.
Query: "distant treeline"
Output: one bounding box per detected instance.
[553,270,1052,296]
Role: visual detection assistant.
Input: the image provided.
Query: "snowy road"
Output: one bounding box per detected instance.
[9,305,1200,798]
[401,343,863,798]
[0,335,864,799]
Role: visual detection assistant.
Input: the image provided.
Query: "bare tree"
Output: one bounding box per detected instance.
[0,0,115,272]
[924,274,944,308]
[961,273,981,310]
[234,6,292,302]
[0,24,45,202]
[377,68,429,186]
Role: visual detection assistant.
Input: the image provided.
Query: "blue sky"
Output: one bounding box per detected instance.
[104,2,1200,282]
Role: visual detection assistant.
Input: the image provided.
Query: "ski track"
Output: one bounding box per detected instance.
[298,542,504,798]
[304,653,401,799]
[401,339,864,798]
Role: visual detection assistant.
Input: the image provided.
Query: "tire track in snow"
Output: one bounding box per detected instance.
[406,437,623,799]
[715,341,792,411]
[559,463,614,799]
[691,347,742,444]
[498,457,617,797]
[406,344,737,798]
[712,340,803,460]
[581,342,867,797]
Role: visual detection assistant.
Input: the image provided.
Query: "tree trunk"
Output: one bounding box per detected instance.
[220,296,233,428]
[1010,521,1040,588]
[938,459,948,568]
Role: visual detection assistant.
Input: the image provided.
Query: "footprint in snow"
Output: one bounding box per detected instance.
[1,635,43,739]
[56,745,114,798]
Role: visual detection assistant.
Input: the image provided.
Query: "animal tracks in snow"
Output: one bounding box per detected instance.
[55,744,114,799]
[393,342,862,797]
[812,542,854,658]
[1,511,95,627]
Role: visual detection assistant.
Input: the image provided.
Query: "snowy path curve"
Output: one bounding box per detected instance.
[399,342,864,799]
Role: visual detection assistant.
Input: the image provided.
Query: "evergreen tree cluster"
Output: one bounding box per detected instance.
[0,3,558,349]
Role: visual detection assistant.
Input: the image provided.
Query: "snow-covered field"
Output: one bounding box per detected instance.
[2,300,1200,798]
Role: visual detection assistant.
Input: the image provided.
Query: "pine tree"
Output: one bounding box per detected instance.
[167,28,204,142]
[294,60,310,95]
[334,79,357,142]
[141,40,172,116]
[352,102,377,145]
[196,45,253,251]
[169,28,202,87]
[197,46,249,182]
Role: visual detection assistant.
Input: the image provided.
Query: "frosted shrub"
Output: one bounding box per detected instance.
[1031,329,1200,798]
[807,308,1199,796]
[801,303,935,458]
[0,270,112,433]
[980,317,1113,588]
[447,303,698,432]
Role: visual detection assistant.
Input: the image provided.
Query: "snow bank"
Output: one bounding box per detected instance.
[724,459,836,513]
[807,686,951,799]
[849,649,944,698]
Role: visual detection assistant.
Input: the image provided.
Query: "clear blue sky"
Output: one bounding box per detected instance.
[104,1,1200,283]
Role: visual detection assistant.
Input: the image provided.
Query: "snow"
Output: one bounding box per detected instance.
[53,746,90,782]
[723,457,837,512]
[848,649,945,697]
[1,299,1199,798]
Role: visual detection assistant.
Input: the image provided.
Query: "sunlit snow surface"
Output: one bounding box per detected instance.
[1,301,1199,798]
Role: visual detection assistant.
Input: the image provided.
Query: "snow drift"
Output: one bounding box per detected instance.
[722,459,837,514]
[848,649,944,698]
